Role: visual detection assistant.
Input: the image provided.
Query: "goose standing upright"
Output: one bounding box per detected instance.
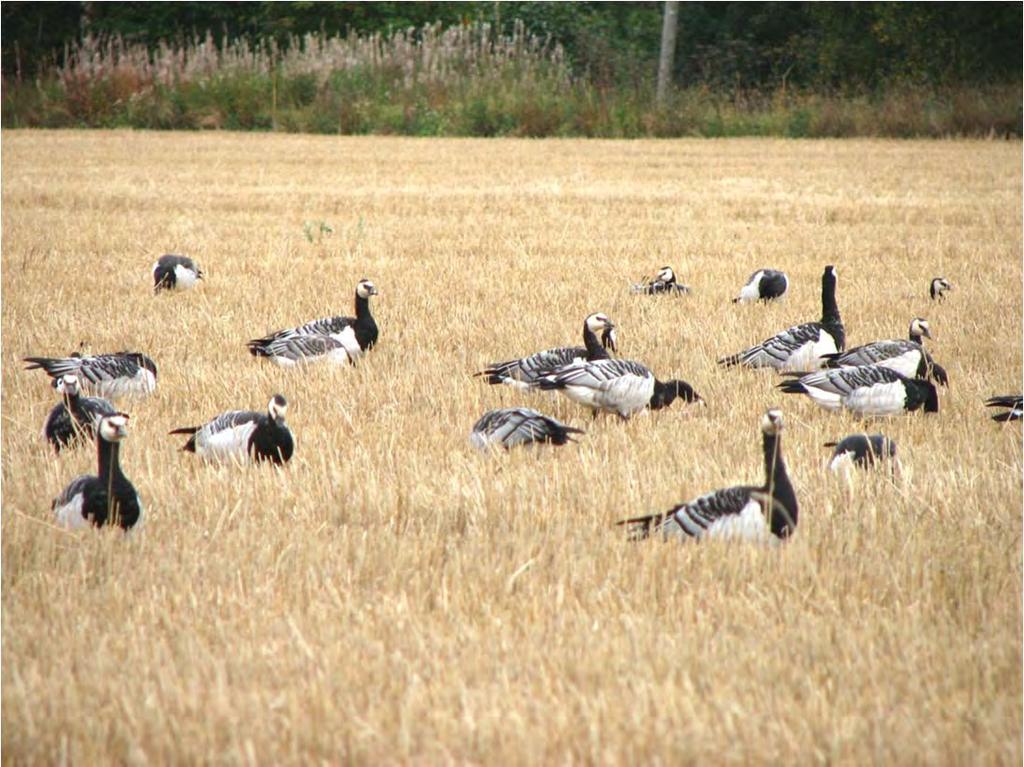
[42,374,117,453]
[719,265,844,372]
[153,254,203,292]
[170,394,294,464]
[470,408,583,450]
[52,413,142,530]
[823,317,948,385]
[618,409,797,542]
[247,279,379,366]
[24,351,158,400]
[475,313,617,390]
[631,266,691,295]
[778,364,939,416]
[733,269,789,303]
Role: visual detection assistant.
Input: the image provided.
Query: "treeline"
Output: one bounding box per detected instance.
[2,2,1021,138]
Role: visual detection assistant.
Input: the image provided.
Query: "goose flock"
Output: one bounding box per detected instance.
[20,255,1019,541]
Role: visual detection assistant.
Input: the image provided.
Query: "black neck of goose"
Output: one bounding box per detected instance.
[821,273,841,324]
[909,328,924,344]
[583,323,609,360]
[354,291,371,321]
[97,437,123,485]
[762,432,798,538]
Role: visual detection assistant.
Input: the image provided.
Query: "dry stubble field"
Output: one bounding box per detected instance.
[2,131,1021,764]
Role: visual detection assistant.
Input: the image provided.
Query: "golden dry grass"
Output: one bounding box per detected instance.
[2,131,1022,764]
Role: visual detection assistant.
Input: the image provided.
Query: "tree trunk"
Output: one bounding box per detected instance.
[656,1,679,105]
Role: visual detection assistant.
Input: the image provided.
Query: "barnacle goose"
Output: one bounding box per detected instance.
[52,413,142,530]
[153,254,203,292]
[985,395,1023,422]
[930,277,953,301]
[169,394,294,464]
[24,351,158,400]
[533,358,703,419]
[719,265,843,372]
[475,313,617,390]
[825,434,899,474]
[43,374,117,453]
[778,364,938,416]
[618,409,797,542]
[247,279,379,366]
[470,408,583,450]
[631,266,691,295]
[823,317,948,386]
[733,269,789,303]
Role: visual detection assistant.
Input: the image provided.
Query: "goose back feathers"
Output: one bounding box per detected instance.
[779,364,939,415]
[470,408,583,450]
[25,351,158,400]
[733,269,789,303]
[825,433,898,473]
[534,358,702,418]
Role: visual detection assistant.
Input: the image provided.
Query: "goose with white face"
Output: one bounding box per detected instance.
[930,277,953,301]
[356,279,379,300]
[248,279,380,366]
[98,414,130,442]
[170,394,295,465]
[631,266,690,295]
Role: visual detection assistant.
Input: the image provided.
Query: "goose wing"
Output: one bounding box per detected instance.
[826,339,917,368]
[477,346,587,386]
[258,333,349,364]
[719,322,826,369]
[619,485,761,541]
[803,365,900,396]
[539,358,652,389]
[471,408,583,449]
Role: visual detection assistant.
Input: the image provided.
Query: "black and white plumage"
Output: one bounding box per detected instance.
[733,269,789,303]
[470,408,583,450]
[247,279,379,367]
[24,351,158,400]
[823,317,948,386]
[618,409,797,543]
[719,265,844,372]
[52,414,142,530]
[778,364,939,416]
[534,358,703,419]
[153,254,203,292]
[42,374,117,453]
[475,313,617,390]
[631,266,691,295]
[985,395,1023,422]
[824,434,898,474]
[930,277,953,301]
[169,394,294,464]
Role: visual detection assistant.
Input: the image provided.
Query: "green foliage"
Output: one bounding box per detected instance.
[1,15,1019,139]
